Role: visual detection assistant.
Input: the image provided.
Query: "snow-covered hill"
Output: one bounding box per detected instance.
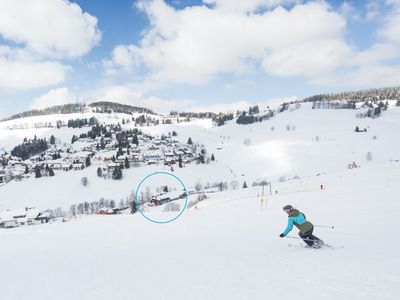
[1,102,400,299]
[0,161,399,300]
[1,103,399,211]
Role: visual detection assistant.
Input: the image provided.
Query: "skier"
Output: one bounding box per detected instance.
[279,205,324,248]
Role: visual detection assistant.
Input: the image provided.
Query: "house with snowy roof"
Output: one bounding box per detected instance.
[0,207,40,228]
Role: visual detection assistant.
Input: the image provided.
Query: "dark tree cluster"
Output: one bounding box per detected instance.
[135,115,147,126]
[212,113,234,126]
[236,112,260,125]
[279,103,290,113]
[11,137,48,160]
[67,117,98,128]
[86,124,108,139]
[51,152,62,160]
[88,101,153,114]
[170,111,216,119]
[112,167,123,180]
[1,103,85,122]
[312,101,357,109]
[248,105,260,115]
[356,101,388,118]
[69,195,137,217]
[303,86,400,103]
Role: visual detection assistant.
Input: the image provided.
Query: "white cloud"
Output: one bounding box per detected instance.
[0,0,101,58]
[379,0,400,45]
[203,0,301,13]
[187,97,296,113]
[0,46,69,90]
[30,87,77,110]
[107,1,353,84]
[188,101,252,113]
[366,1,380,20]
[0,0,100,90]
[339,1,360,21]
[313,65,400,87]
[223,79,255,90]
[105,0,400,89]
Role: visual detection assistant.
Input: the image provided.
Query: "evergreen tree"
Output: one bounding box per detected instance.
[132,134,139,146]
[124,157,130,169]
[178,155,183,168]
[50,135,56,145]
[49,168,55,177]
[110,200,115,208]
[198,154,205,164]
[11,138,48,160]
[24,165,29,174]
[163,185,169,192]
[97,167,102,177]
[243,181,248,188]
[131,201,137,214]
[187,137,193,145]
[211,154,215,161]
[112,167,122,180]
[85,156,91,167]
[71,135,78,144]
[117,147,123,157]
[35,166,42,178]
[81,177,88,186]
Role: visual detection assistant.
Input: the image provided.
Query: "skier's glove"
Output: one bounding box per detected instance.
[279,233,285,238]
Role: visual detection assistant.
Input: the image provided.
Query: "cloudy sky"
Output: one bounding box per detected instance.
[0,0,399,117]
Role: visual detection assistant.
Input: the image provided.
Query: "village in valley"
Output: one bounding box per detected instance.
[0,109,216,228]
[1,92,399,229]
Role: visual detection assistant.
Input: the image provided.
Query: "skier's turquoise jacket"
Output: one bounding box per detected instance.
[283,210,313,236]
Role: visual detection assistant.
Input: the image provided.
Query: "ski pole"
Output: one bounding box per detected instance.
[314,225,334,229]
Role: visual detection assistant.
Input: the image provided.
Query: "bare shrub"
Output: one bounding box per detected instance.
[163,202,181,212]
[366,152,373,161]
[81,177,88,186]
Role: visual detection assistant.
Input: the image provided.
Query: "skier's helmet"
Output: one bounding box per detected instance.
[283,205,294,213]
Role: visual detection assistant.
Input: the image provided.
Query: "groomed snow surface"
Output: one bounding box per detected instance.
[1,162,399,300]
[1,105,400,299]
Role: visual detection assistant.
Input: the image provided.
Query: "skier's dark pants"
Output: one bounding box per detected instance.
[299,226,321,246]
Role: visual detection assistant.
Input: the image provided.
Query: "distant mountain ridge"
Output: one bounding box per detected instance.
[1,101,154,123]
[302,86,400,103]
[88,101,154,115]
[1,104,86,122]
[2,86,399,123]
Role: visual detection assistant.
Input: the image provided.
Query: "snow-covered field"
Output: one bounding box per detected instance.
[0,162,399,300]
[2,103,400,211]
[1,104,400,299]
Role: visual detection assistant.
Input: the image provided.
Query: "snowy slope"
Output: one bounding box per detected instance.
[0,162,399,300]
[0,111,158,152]
[1,104,400,211]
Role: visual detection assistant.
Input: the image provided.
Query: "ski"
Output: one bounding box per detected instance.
[322,243,344,249]
[288,243,343,249]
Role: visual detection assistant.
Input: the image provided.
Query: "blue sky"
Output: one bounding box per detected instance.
[0,0,399,118]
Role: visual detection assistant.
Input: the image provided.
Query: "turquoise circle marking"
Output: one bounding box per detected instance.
[135,171,188,224]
